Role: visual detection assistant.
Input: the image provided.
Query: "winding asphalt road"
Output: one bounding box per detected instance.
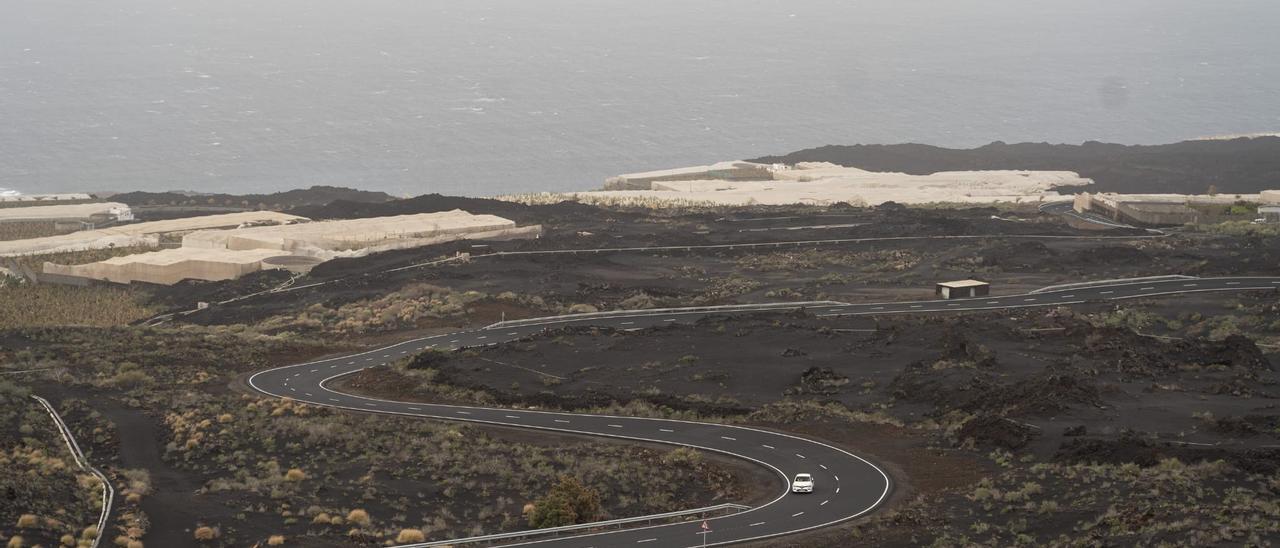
[248,275,1280,547]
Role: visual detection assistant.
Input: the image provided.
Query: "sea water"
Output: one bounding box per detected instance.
[2,0,1278,197]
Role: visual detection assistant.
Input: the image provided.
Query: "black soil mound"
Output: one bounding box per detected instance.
[750,137,1280,194]
[111,185,394,209]
[1056,435,1280,474]
[289,193,614,224]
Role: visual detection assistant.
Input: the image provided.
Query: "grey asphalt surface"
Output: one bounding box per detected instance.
[248,275,1280,547]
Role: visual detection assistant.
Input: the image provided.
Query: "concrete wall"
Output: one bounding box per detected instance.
[42,249,283,285]
[183,211,520,257]
[0,202,131,222]
[0,211,305,257]
[40,211,540,286]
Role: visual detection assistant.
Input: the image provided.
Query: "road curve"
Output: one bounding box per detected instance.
[248,276,1279,547]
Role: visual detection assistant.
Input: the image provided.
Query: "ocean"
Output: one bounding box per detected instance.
[2,0,1278,197]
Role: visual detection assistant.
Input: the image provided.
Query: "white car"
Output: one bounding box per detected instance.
[791,473,814,493]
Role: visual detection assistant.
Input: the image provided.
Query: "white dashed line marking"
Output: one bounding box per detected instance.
[476,336,487,340]
[1139,287,1155,290]
[329,398,339,402]
[834,474,840,482]
[792,512,805,518]
[663,319,676,322]
[505,415,521,419]
[347,361,354,365]
[456,411,471,415]
[508,332,519,336]
[819,464,828,470]
[1100,291,1114,295]
[408,407,420,411]
[554,419,570,424]
[1061,294,1075,298]
[304,392,312,397]
[762,444,775,449]
[909,305,922,308]
[749,522,765,527]
[986,301,1000,304]
[365,403,377,407]
[288,387,295,392]
[720,436,736,441]
[1184,283,1199,287]
[1024,298,1036,302]
[795,453,806,459]
[637,539,656,544]
[449,339,459,343]
[608,424,623,428]
[1227,281,1241,285]
[837,487,841,494]
[659,428,674,432]
[871,306,885,310]
[620,322,634,325]
[946,303,959,306]
[309,369,317,373]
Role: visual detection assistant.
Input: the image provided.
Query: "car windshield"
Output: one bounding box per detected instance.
[795,475,811,481]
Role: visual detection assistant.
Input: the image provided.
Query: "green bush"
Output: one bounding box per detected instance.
[526,476,601,529]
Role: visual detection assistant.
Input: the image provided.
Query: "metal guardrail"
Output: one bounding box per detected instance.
[396,503,751,548]
[1030,275,1197,294]
[483,301,844,330]
[31,395,114,548]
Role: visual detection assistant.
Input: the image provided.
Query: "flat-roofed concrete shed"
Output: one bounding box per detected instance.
[936,279,990,299]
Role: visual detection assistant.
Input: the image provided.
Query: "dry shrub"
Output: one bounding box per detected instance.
[15,514,38,528]
[345,509,371,527]
[267,535,285,546]
[0,284,157,328]
[284,468,306,481]
[7,536,23,548]
[193,526,218,541]
[396,529,426,543]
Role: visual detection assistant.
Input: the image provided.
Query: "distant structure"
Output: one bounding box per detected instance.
[1073,191,1279,227]
[1,210,304,257]
[0,193,94,204]
[0,202,133,228]
[586,161,1087,205]
[41,210,541,285]
[936,279,990,300]
[1260,206,1280,223]
[603,161,774,190]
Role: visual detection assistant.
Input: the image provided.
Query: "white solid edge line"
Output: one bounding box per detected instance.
[251,366,893,548]
[246,277,1276,548]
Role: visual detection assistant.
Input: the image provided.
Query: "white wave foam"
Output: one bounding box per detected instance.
[0,187,20,197]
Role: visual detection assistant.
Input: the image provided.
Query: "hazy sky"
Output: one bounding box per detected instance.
[3,0,1278,195]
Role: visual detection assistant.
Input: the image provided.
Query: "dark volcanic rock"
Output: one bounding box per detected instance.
[750,137,1280,194]
[1056,435,1280,474]
[112,185,394,209]
[794,367,849,395]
